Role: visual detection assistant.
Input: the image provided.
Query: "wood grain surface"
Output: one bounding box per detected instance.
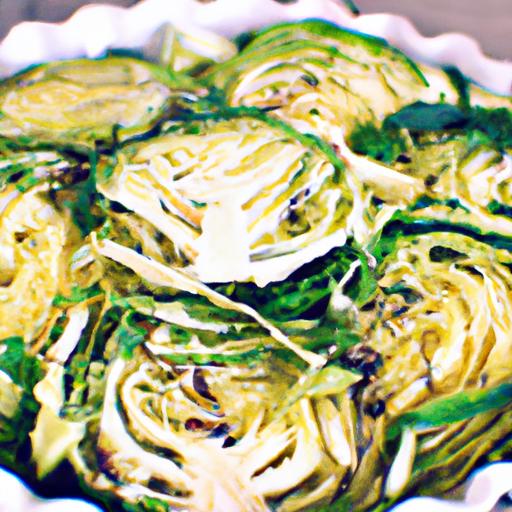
[356,0,511,60]
[0,0,509,59]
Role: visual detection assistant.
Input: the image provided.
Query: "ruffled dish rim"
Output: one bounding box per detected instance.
[0,1,510,511]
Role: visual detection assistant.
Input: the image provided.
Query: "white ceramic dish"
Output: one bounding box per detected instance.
[0,1,510,511]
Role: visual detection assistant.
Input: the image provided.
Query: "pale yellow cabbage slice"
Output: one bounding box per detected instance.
[0,57,194,148]
[0,186,68,341]
[73,343,358,512]
[361,232,512,416]
[98,116,365,287]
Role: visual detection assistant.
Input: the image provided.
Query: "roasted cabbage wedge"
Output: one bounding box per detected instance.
[204,20,457,143]
[361,231,512,415]
[0,57,204,150]
[0,15,511,512]
[96,113,366,287]
[0,148,81,341]
[204,21,512,237]
[347,100,512,239]
[57,299,362,512]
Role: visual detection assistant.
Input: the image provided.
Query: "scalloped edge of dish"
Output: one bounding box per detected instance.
[0,0,511,94]
[0,1,510,511]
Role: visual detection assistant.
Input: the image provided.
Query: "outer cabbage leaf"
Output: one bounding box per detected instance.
[0,185,69,341]
[97,115,366,287]
[360,232,512,416]
[0,337,43,472]
[0,57,202,149]
[205,20,456,143]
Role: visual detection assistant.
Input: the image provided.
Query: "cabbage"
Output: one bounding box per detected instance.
[360,232,512,416]
[205,20,456,143]
[97,114,366,287]
[347,103,512,239]
[0,147,82,341]
[0,185,68,341]
[406,142,512,238]
[0,16,511,512]
[0,57,202,149]
[204,22,512,243]
[46,292,361,512]
[159,24,237,73]
[4,226,512,512]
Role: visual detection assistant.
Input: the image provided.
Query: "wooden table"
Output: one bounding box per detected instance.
[357,0,511,61]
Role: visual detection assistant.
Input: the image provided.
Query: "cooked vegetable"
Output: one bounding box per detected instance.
[0,14,511,512]
[405,143,512,239]
[16,281,362,511]
[0,337,43,472]
[159,24,237,74]
[96,114,365,287]
[204,20,456,143]
[0,184,69,340]
[346,101,512,239]
[0,149,77,191]
[360,232,512,416]
[78,346,360,512]
[0,57,203,149]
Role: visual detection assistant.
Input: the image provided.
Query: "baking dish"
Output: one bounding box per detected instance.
[0,1,510,511]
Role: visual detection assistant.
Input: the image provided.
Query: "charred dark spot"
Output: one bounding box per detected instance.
[58,164,89,186]
[392,306,409,317]
[424,174,438,187]
[96,447,121,482]
[301,74,319,87]
[63,372,74,396]
[8,171,24,182]
[396,154,412,164]
[365,399,386,418]
[261,105,282,112]
[222,436,237,448]
[159,199,172,215]
[208,423,230,439]
[331,143,341,155]
[185,418,205,431]
[154,230,165,244]
[360,300,376,311]
[147,477,172,494]
[429,245,465,262]
[460,265,484,278]
[288,210,299,224]
[339,343,383,378]
[14,231,29,243]
[193,370,216,402]
[110,201,131,214]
